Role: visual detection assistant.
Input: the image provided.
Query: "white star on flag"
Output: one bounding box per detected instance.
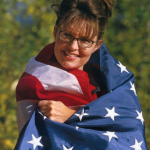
[76,126,79,130]
[130,139,143,150]
[117,61,129,73]
[27,134,43,150]
[130,81,137,96]
[75,108,89,121]
[38,111,47,120]
[63,145,74,150]
[102,131,118,142]
[136,110,144,125]
[105,107,120,121]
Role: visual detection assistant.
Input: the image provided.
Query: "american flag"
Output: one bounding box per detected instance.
[14,43,147,150]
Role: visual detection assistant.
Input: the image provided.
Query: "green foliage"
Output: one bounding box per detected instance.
[0,0,58,149]
[0,0,149,149]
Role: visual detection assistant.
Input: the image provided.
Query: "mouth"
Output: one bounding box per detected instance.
[63,51,80,58]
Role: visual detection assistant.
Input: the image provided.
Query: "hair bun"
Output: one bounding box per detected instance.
[52,0,115,39]
[102,0,115,18]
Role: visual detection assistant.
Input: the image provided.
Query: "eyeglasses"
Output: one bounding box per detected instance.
[58,30,98,48]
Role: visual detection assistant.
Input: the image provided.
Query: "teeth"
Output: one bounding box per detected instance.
[65,51,77,57]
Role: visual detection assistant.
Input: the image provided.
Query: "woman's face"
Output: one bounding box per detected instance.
[53,24,102,70]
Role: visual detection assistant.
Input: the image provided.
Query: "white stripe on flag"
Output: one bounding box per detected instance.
[17,99,39,133]
[25,57,83,96]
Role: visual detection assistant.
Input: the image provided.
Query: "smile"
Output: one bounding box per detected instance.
[63,51,79,58]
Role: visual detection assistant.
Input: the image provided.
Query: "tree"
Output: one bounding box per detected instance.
[0,0,58,149]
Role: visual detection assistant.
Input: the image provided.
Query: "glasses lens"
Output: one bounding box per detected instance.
[59,31,74,42]
[78,38,92,48]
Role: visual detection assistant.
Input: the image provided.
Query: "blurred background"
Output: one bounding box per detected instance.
[0,0,150,149]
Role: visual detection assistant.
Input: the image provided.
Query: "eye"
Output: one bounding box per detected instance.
[63,32,73,38]
[80,38,91,44]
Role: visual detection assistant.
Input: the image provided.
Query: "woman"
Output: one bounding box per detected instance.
[16,0,114,131]
[37,0,112,123]
[15,0,147,149]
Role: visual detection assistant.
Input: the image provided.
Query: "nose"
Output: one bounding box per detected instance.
[70,38,79,51]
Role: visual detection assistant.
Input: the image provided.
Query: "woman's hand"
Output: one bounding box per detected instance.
[38,100,77,123]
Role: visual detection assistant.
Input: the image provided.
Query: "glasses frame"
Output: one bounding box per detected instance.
[58,30,98,48]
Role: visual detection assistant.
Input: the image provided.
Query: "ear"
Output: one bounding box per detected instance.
[93,39,103,53]
[53,25,57,40]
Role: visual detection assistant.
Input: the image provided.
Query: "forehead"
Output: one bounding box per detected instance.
[58,19,97,39]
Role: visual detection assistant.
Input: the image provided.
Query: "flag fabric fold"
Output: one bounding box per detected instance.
[15,43,147,150]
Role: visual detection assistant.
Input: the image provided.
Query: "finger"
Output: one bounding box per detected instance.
[39,106,50,113]
[38,100,49,107]
[38,100,55,107]
[42,112,54,119]
[43,112,60,122]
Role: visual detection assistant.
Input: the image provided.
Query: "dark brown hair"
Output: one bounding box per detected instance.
[52,0,115,40]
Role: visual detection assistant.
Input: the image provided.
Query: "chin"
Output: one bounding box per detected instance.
[62,63,82,70]
[63,65,77,70]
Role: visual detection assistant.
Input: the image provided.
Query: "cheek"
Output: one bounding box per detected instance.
[54,40,64,54]
[80,49,94,59]
[79,51,93,66]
